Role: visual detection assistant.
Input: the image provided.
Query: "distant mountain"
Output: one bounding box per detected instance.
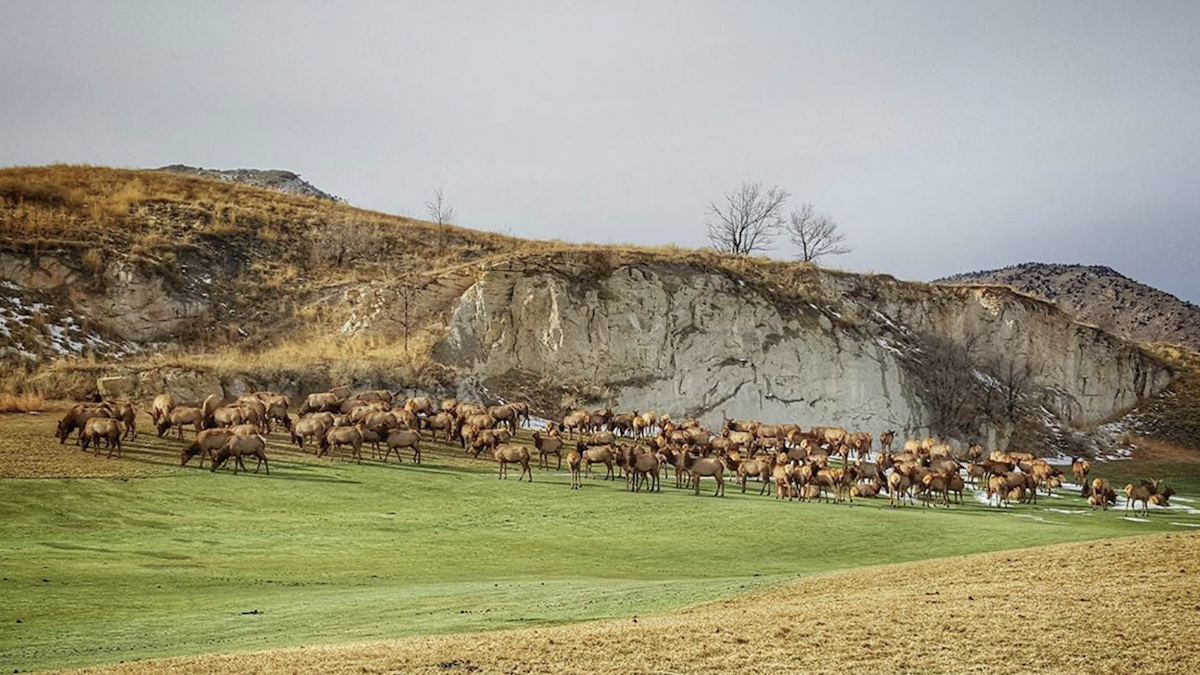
[938,263,1200,351]
[157,164,341,201]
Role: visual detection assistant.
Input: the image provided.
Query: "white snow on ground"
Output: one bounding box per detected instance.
[1013,513,1067,525]
[870,309,901,331]
[874,338,905,356]
[1044,508,1088,515]
[1170,522,1200,528]
[973,370,1000,388]
[0,290,139,360]
[1122,517,1151,523]
[525,416,550,431]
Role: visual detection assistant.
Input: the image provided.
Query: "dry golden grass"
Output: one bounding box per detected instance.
[0,392,46,413]
[53,532,1199,675]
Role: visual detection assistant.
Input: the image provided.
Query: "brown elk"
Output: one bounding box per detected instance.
[356,389,394,405]
[888,470,914,508]
[920,472,952,508]
[580,444,616,480]
[1125,480,1159,516]
[422,411,456,442]
[404,396,435,416]
[211,434,270,474]
[150,393,176,427]
[567,444,584,489]
[158,406,205,440]
[56,404,109,444]
[1148,486,1176,507]
[383,429,422,464]
[1071,457,1091,485]
[80,418,123,458]
[182,428,235,468]
[324,426,365,463]
[488,404,520,434]
[624,446,660,492]
[736,454,774,495]
[291,416,330,453]
[683,450,725,497]
[532,430,563,470]
[493,444,532,481]
[879,430,895,452]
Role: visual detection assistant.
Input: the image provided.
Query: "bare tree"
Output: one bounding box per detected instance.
[906,331,989,437]
[786,203,851,263]
[706,182,790,255]
[990,354,1038,423]
[426,187,455,249]
[309,220,383,267]
[382,266,436,354]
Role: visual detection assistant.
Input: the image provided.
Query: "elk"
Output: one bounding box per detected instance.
[580,444,616,480]
[683,450,725,497]
[150,393,176,427]
[879,430,895,452]
[324,426,365,463]
[211,435,270,474]
[1071,457,1091,485]
[1125,480,1159,516]
[624,446,661,492]
[532,430,563,470]
[56,404,109,444]
[383,429,422,464]
[158,406,205,440]
[493,444,532,482]
[422,411,456,442]
[736,454,774,495]
[182,428,235,468]
[80,418,123,458]
[291,416,330,453]
[567,444,584,489]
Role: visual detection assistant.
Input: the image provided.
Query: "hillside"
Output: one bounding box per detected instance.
[0,165,1187,452]
[58,532,1200,675]
[156,165,342,201]
[938,262,1200,351]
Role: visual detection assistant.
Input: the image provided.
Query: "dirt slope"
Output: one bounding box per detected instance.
[60,532,1200,675]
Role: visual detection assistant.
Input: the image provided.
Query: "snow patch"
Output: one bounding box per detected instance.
[875,338,905,356]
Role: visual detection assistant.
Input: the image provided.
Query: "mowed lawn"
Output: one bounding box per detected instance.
[1,412,1197,673]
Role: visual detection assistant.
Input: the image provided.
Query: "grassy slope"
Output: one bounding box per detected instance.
[2,413,1198,673]
[67,532,1199,675]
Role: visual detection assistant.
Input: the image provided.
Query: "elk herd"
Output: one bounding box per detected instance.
[51,393,1179,516]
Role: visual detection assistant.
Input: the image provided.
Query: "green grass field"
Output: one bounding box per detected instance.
[1,414,1198,673]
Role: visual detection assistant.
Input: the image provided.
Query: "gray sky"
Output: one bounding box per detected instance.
[3,1,1199,302]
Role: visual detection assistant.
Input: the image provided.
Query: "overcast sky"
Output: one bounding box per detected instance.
[3,1,1198,302]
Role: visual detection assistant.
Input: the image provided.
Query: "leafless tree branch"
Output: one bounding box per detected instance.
[786,203,851,263]
[706,182,789,255]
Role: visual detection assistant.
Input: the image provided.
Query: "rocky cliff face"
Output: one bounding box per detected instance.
[435,260,1172,444]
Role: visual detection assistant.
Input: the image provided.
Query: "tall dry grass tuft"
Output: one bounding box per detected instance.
[0,392,46,413]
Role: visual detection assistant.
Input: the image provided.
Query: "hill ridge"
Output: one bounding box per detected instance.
[156,164,342,201]
[938,261,1200,351]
